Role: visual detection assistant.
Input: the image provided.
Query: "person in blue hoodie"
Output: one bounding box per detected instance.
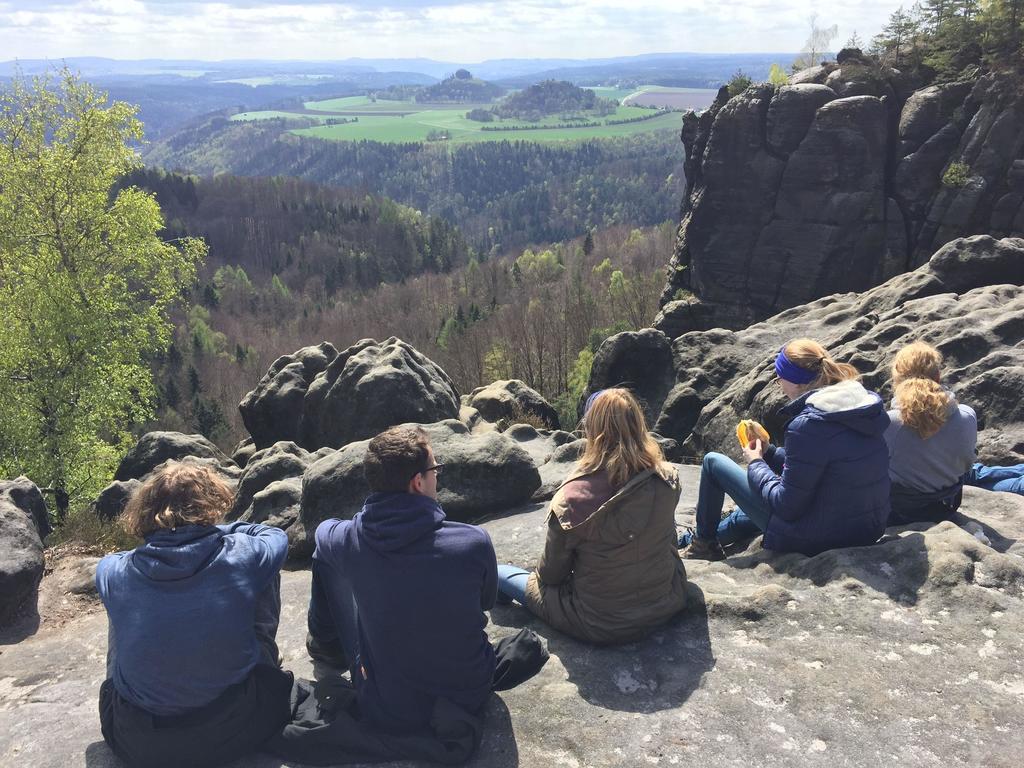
[95,462,292,768]
[680,338,891,560]
[307,425,547,736]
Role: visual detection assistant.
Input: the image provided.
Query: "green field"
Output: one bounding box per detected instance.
[230,91,690,144]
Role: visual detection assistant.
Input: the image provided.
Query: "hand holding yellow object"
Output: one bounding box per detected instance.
[736,419,769,447]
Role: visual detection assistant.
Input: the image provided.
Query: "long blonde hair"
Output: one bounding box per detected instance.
[891,342,951,439]
[122,462,233,537]
[784,338,860,388]
[576,388,666,488]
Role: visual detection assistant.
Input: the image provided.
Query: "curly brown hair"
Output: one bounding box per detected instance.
[363,426,432,493]
[121,462,233,537]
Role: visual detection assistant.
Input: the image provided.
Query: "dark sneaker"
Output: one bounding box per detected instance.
[306,631,349,671]
[494,589,514,606]
[680,536,726,561]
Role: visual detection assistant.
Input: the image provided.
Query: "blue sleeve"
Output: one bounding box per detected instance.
[478,529,498,611]
[763,444,786,475]
[748,418,826,522]
[219,522,288,579]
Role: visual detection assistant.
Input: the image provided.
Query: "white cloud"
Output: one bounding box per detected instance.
[0,0,904,60]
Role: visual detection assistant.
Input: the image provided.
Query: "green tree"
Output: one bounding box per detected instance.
[0,70,206,519]
[768,64,790,85]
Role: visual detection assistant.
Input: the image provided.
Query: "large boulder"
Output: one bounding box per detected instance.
[228,441,315,521]
[114,431,236,482]
[297,419,541,559]
[585,328,674,427]
[0,479,47,625]
[91,479,141,522]
[650,235,1024,464]
[238,342,338,450]
[303,337,461,448]
[469,380,560,430]
[765,83,836,155]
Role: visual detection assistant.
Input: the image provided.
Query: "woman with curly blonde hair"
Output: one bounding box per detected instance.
[885,342,977,524]
[96,462,292,768]
[495,388,687,645]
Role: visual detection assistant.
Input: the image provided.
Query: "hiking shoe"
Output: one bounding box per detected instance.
[680,536,726,561]
[306,631,350,671]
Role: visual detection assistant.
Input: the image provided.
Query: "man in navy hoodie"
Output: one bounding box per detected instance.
[307,425,543,734]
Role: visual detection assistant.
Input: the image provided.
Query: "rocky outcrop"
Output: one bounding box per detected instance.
[5,466,1024,766]
[469,379,560,430]
[587,328,673,427]
[241,337,461,451]
[113,431,236,482]
[594,235,1024,464]
[0,479,47,625]
[662,67,1024,334]
[238,343,337,450]
[91,480,141,522]
[297,419,541,559]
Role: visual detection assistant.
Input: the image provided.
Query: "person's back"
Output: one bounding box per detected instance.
[524,465,686,644]
[755,379,891,554]
[98,522,286,715]
[314,493,496,731]
[886,400,977,493]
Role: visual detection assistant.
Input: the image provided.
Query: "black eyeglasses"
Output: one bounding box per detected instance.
[411,463,444,480]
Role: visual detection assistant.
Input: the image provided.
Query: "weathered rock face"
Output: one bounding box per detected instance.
[297,419,541,559]
[238,343,338,450]
[469,380,560,430]
[0,479,47,625]
[5,466,1024,766]
[587,328,674,427]
[113,431,236,482]
[228,441,315,521]
[242,337,461,451]
[303,337,461,449]
[662,69,1024,334]
[595,235,1024,465]
[91,480,141,522]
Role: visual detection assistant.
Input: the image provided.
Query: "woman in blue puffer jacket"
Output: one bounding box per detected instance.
[680,338,891,559]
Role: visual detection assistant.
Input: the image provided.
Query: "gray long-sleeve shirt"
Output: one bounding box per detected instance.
[885,401,977,493]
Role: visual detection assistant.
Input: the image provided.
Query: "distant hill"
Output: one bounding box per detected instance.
[415,70,505,103]
[493,80,614,119]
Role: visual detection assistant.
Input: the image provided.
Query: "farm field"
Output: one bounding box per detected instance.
[230,91,694,143]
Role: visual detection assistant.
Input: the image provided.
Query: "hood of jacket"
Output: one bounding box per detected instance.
[132,524,224,581]
[781,380,889,437]
[355,491,446,552]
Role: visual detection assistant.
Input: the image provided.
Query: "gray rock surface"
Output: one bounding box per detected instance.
[296,420,541,559]
[228,441,314,521]
[595,235,1024,465]
[661,71,1024,333]
[238,343,338,450]
[0,479,47,626]
[113,431,236,482]
[303,337,461,449]
[90,480,141,522]
[4,466,1024,767]
[585,328,673,427]
[469,380,560,430]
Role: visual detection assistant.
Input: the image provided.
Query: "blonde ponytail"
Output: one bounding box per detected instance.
[783,338,859,388]
[890,342,951,438]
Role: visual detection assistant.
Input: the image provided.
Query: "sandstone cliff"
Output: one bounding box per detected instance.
[659,61,1024,334]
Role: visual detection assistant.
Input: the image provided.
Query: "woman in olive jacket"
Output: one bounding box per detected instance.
[496,388,688,645]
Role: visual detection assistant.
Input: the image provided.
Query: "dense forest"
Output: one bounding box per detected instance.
[146,123,684,251]
[133,171,676,447]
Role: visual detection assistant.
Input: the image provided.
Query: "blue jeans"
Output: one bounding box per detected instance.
[966,463,1024,495]
[307,557,361,668]
[496,564,531,605]
[691,452,771,546]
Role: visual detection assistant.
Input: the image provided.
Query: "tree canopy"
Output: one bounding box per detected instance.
[0,70,206,519]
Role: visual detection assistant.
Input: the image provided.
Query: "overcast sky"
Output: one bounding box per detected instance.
[2,0,902,62]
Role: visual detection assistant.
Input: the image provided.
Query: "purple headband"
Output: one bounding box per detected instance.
[584,389,606,415]
[774,346,818,385]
